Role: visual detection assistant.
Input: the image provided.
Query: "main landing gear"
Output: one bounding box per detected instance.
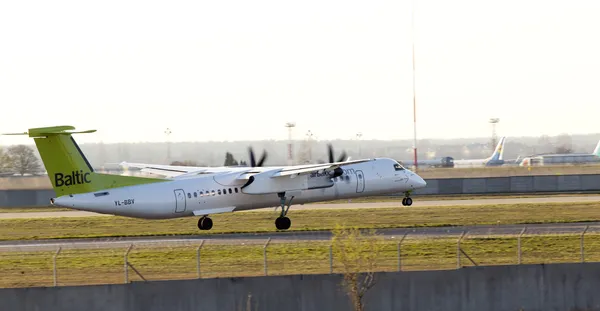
[401,191,413,206]
[198,216,213,230]
[275,192,294,230]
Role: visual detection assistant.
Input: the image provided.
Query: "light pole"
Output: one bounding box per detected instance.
[306,130,315,163]
[285,122,296,165]
[356,132,363,158]
[164,128,172,164]
[411,0,418,171]
[489,118,500,151]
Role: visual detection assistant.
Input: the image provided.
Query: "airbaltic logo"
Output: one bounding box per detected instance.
[55,170,92,187]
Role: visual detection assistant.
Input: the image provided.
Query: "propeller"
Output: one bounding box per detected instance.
[248,146,268,167]
[325,144,347,178]
[327,144,348,163]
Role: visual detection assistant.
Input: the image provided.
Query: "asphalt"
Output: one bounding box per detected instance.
[0,221,598,252]
[1,195,599,252]
[2,195,600,219]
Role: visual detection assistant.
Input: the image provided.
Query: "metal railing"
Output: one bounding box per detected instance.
[0,224,598,288]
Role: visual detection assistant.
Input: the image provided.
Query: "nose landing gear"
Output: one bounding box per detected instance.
[401,191,413,206]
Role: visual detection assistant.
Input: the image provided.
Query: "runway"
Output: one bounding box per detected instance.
[2,195,600,220]
[1,221,599,252]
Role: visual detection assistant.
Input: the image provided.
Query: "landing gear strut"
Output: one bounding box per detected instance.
[275,192,294,230]
[198,216,213,230]
[401,191,413,206]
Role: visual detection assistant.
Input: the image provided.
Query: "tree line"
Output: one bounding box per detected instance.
[0,145,42,176]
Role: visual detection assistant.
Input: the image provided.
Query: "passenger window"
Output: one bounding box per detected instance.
[187,193,191,199]
[194,192,197,197]
[223,188,227,194]
[211,190,216,196]
[218,190,222,195]
[200,191,204,196]
[345,175,350,182]
[228,188,232,194]
[234,188,239,193]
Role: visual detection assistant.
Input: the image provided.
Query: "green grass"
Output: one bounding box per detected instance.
[3,233,600,288]
[2,202,600,241]
[0,206,72,213]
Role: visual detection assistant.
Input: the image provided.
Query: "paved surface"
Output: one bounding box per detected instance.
[2,195,600,220]
[1,221,599,252]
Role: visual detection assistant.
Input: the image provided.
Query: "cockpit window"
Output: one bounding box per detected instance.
[394,163,405,171]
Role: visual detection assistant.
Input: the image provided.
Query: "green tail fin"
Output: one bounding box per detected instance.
[4,126,167,196]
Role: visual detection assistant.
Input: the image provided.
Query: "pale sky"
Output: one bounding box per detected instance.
[1,0,599,145]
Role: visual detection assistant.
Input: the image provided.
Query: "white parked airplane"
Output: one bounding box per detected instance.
[453,136,506,168]
[3,126,427,231]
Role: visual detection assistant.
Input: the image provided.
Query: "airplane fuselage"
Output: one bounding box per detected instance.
[53,158,426,219]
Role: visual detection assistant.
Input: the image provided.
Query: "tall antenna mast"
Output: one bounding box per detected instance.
[411,0,418,171]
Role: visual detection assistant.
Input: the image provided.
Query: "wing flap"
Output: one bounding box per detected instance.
[193,206,236,216]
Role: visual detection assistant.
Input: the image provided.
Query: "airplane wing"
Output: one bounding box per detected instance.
[115,162,213,178]
[240,158,373,195]
[269,159,371,177]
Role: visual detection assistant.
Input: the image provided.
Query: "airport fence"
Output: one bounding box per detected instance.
[1,225,600,288]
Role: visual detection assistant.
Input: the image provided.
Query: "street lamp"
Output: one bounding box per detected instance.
[285,122,296,165]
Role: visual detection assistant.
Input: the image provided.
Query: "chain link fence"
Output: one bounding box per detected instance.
[1,225,599,288]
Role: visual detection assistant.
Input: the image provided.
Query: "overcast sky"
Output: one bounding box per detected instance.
[1,0,599,144]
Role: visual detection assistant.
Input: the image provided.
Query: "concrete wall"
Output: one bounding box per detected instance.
[2,174,600,207]
[413,173,600,196]
[2,263,600,311]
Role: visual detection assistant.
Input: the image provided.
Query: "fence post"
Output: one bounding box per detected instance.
[581,226,589,263]
[124,244,133,283]
[457,231,466,269]
[328,244,333,273]
[518,227,526,264]
[398,232,408,272]
[197,240,205,278]
[263,238,271,276]
[53,247,62,287]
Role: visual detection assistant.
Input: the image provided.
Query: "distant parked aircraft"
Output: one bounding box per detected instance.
[452,137,506,168]
[519,140,600,166]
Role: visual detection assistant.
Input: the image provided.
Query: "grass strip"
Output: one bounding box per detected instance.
[1,202,600,241]
[2,233,600,288]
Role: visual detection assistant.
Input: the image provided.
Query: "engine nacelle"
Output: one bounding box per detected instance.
[329,167,344,178]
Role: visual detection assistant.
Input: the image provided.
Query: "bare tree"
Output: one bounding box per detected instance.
[0,148,10,173]
[331,225,385,311]
[6,145,41,175]
[555,133,573,154]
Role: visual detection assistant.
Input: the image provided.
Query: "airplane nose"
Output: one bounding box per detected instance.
[412,175,427,188]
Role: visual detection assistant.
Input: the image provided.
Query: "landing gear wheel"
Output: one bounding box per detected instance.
[405,198,413,206]
[275,217,291,230]
[401,198,407,206]
[197,217,213,230]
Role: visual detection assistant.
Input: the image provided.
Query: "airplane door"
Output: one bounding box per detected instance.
[356,170,365,193]
[174,189,186,213]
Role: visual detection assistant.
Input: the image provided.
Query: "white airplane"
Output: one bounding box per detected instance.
[452,136,507,168]
[3,126,427,231]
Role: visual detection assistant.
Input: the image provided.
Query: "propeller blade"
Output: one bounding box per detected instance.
[248,147,256,167]
[257,150,268,167]
[337,151,347,163]
[327,144,334,163]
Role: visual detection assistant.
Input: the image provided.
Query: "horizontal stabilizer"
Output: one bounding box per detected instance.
[2,126,96,137]
[193,206,236,216]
